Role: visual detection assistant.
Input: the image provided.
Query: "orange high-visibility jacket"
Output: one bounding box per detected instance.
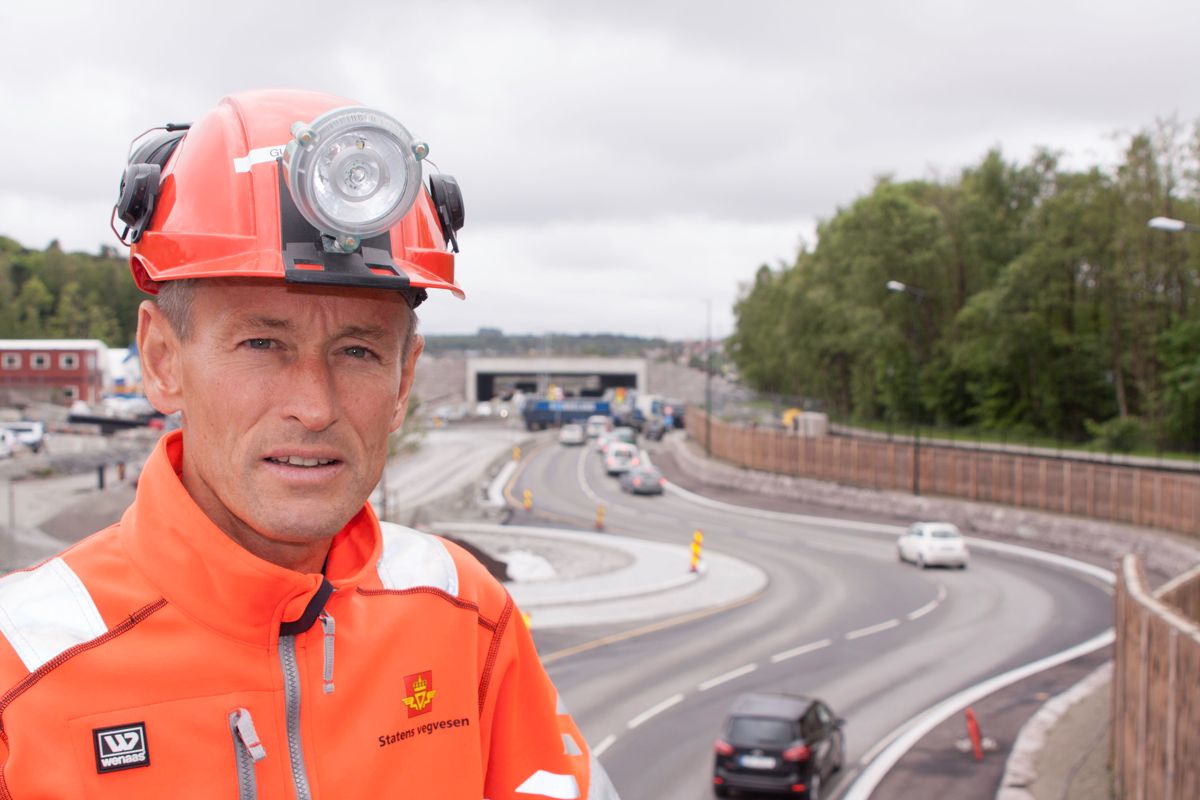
[0,432,618,799]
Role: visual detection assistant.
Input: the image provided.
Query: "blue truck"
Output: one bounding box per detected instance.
[522,398,611,431]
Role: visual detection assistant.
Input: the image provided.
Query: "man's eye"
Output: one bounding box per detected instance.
[344,346,372,359]
[245,338,274,350]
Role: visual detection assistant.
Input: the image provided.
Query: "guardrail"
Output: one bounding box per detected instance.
[687,410,1200,536]
[1112,555,1200,799]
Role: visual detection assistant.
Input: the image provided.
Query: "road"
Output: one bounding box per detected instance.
[372,423,527,516]
[514,438,1114,800]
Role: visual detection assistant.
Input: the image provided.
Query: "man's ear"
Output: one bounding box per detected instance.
[138,300,185,415]
[391,333,425,432]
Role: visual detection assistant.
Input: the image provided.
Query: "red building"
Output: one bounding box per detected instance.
[0,339,108,406]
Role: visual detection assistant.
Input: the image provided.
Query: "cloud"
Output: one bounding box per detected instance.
[419,216,805,337]
[3,0,1200,337]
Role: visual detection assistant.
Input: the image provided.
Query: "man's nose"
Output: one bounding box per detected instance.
[280,354,338,431]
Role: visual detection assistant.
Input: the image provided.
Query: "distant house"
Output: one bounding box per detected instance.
[0,339,108,406]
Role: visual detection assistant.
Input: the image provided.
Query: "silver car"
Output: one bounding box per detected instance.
[557,423,586,446]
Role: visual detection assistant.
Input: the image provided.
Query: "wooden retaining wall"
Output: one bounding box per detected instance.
[688,411,1200,536]
[1113,557,1200,799]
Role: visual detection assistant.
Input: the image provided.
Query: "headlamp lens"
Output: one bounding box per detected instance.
[285,107,425,241]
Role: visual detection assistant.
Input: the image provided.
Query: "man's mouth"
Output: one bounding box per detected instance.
[266,456,339,468]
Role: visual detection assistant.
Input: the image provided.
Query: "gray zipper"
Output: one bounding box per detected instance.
[229,708,265,800]
[279,635,313,800]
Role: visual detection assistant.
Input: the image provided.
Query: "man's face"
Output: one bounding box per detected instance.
[142,279,420,563]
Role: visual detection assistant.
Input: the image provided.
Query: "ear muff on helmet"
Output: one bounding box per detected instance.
[428,173,465,253]
[112,125,190,245]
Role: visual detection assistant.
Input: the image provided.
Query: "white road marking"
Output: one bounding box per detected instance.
[663,480,901,534]
[841,629,1114,800]
[646,465,1119,797]
[576,446,603,506]
[698,663,758,691]
[591,734,617,758]
[857,725,905,768]
[627,693,685,729]
[906,600,938,621]
[770,638,833,664]
[662,480,1115,588]
[845,619,900,640]
[937,583,947,602]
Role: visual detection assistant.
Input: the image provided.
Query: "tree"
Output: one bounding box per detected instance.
[14,276,53,337]
[726,117,1200,452]
[46,281,88,338]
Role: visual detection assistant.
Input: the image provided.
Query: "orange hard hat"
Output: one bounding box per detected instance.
[112,89,464,306]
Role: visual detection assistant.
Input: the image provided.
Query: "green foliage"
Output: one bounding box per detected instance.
[730,117,1200,452]
[1085,416,1149,453]
[0,239,141,345]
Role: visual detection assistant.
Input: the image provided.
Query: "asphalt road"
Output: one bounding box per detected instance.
[515,439,1114,800]
[373,424,527,514]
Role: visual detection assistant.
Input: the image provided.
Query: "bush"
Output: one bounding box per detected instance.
[1085,416,1148,453]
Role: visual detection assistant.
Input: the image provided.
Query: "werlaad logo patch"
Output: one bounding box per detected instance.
[93,723,150,773]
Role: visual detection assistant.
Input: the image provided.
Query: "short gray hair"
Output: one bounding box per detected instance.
[155,279,198,341]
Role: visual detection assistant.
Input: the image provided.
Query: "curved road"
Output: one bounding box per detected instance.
[513,438,1113,800]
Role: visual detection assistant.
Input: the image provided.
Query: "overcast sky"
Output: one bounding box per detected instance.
[3,1,1199,339]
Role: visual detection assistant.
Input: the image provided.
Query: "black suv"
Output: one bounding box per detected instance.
[712,693,845,798]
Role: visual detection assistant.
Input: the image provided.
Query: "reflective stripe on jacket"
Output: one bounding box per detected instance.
[0,431,618,799]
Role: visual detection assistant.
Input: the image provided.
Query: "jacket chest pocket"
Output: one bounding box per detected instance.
[68,693,279,800]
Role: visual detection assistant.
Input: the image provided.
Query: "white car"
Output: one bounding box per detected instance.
[897,522,969,569]
[0,421,46,453]
[557,423,586,446]
[603,442,640,475]
[0,430,14,460]
[585,415,611,439]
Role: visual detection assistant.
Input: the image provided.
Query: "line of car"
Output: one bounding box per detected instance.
[709,527,965,798]
[556,417,968,798]
[557,416,666,495]
[560,418,842,796]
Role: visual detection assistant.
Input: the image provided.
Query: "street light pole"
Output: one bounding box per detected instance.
[887,280,927,496]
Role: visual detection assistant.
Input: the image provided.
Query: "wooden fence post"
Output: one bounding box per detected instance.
[1063,462,1070,513]
[1165,627,1177,800]
[1015,458,1023,508]
[1136,608,1149,800]
[1113,571,1126,797]
[1038,459,1047,510]
[1088,464,1095,517]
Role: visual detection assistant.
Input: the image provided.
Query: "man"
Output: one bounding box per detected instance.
[0,90,617,798]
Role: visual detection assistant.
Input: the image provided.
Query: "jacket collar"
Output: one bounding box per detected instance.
[121,431,382,646]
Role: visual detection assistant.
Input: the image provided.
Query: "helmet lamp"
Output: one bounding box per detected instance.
[284,106,426,251]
